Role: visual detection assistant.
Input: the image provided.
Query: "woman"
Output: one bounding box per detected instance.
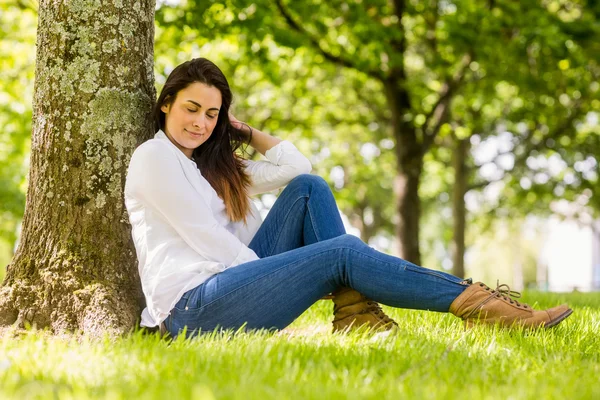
[124,58,572,339]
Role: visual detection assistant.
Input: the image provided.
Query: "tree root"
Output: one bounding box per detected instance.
[0,286,17,326]
[0,281,140,340]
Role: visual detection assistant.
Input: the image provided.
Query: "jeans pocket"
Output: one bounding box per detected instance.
[174,284,204,312]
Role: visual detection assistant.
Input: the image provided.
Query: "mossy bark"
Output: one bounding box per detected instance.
[0,0,156,338]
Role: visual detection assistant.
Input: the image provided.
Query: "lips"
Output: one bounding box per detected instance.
[185,129,203,137]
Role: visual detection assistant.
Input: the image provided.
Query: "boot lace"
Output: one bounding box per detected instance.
[480,280,527,308]
[366,301,398,326]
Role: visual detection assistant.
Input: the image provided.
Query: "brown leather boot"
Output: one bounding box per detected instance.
[450,281,573,329]
[331,287,398,333]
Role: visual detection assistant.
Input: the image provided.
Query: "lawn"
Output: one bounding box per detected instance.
[1,291,599,399]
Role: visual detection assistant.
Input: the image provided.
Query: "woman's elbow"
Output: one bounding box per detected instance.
[280,159,313,183]
[299,158,312,175]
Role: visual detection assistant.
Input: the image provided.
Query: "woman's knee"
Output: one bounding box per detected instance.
[332,233,365,249]
[288,174,330,193]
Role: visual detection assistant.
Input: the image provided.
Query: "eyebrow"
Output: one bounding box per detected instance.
[186,100,220,112]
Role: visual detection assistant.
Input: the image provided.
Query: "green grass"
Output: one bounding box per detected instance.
[1,291,599,399]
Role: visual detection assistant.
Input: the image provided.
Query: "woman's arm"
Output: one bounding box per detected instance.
[246,126,282,156]
[229,113,281,156]
[228,113,312,196]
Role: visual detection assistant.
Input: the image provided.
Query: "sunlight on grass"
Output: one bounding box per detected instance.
[1,292,599,399]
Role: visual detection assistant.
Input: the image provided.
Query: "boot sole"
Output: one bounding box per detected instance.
[464,308,574,329]
[545,308,573,328]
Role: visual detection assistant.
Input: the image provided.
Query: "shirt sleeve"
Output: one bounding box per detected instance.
[243,140,313,196]
[126,141,259,267]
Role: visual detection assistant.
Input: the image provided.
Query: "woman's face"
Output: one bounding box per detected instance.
[161,82,223,158]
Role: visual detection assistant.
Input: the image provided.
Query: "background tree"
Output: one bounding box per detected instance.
[153,19,401,245]
[0,0,155,336]
[0,2,36,277]
[155,0,599,273]
[1,1,598,338]
[157,0,479,265]
[450,0,600,278]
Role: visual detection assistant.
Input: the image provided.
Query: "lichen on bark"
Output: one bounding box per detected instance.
[81,88,152,210]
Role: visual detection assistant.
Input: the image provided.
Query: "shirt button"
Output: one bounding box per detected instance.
[185,306,189,310]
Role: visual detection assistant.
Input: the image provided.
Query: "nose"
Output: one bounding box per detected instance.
[193,113,206,128]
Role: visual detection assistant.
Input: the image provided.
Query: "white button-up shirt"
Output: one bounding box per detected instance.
[124,130,312,327]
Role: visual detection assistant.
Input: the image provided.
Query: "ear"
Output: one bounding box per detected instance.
[161,103,170,113]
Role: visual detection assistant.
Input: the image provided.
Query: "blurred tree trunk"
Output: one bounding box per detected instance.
[352,204,385,245]
[268,0,471,265]
[390,127,423,264]
[384,8,425,266]
[0,0,155,337]
[451,137,470,278]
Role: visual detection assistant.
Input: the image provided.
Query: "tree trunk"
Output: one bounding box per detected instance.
[451,138,469,278]
[0,0,156,337]
[385,80,423,265]
[393,166,423,265]
[361,211,373,245]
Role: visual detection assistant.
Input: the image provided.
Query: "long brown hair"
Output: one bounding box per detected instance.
[154,58,253,224]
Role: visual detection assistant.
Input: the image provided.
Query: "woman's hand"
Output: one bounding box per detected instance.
[229,112,249,136]
[229,112,282,155]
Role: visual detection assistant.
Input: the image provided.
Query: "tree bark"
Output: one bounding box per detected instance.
[393,166,423,265]
[385,79,424,265]
[451,138,469,278]
[0,0,156,337]
[274,0,450,266]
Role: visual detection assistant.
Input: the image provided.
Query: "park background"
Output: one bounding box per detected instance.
[2,0,599,291]
[1,1,599,399]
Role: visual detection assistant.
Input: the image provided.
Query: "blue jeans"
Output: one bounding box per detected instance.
[164,174,467,338]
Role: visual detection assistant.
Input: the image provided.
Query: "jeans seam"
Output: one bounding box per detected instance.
[402,264,464,285]
[182,292,193,310]
[176,277,214,312]
[267,195,310,257]
[196,241,424,311]
[180,241,462,321]
[339,246,463,287]
[305,196,321,242]
[176,295,194,312]
[197,245,351,311]
[172,291,192,312]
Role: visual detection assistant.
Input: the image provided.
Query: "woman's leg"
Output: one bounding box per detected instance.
[246,174,399,331]
[249,174,461,283]
[248,174,346,258]
[166,234,468,338]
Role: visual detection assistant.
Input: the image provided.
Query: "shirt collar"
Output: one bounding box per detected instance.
[155,129,196,164]
[155,129,169,141]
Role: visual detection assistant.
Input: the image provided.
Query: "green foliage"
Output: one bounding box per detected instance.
[0,2,36,268]
[406,0,600,269]
[2,0,599,281]
[155,4,400,241]
[158,0,599,242]
[480,0,599,221]
[1,292,599,399]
